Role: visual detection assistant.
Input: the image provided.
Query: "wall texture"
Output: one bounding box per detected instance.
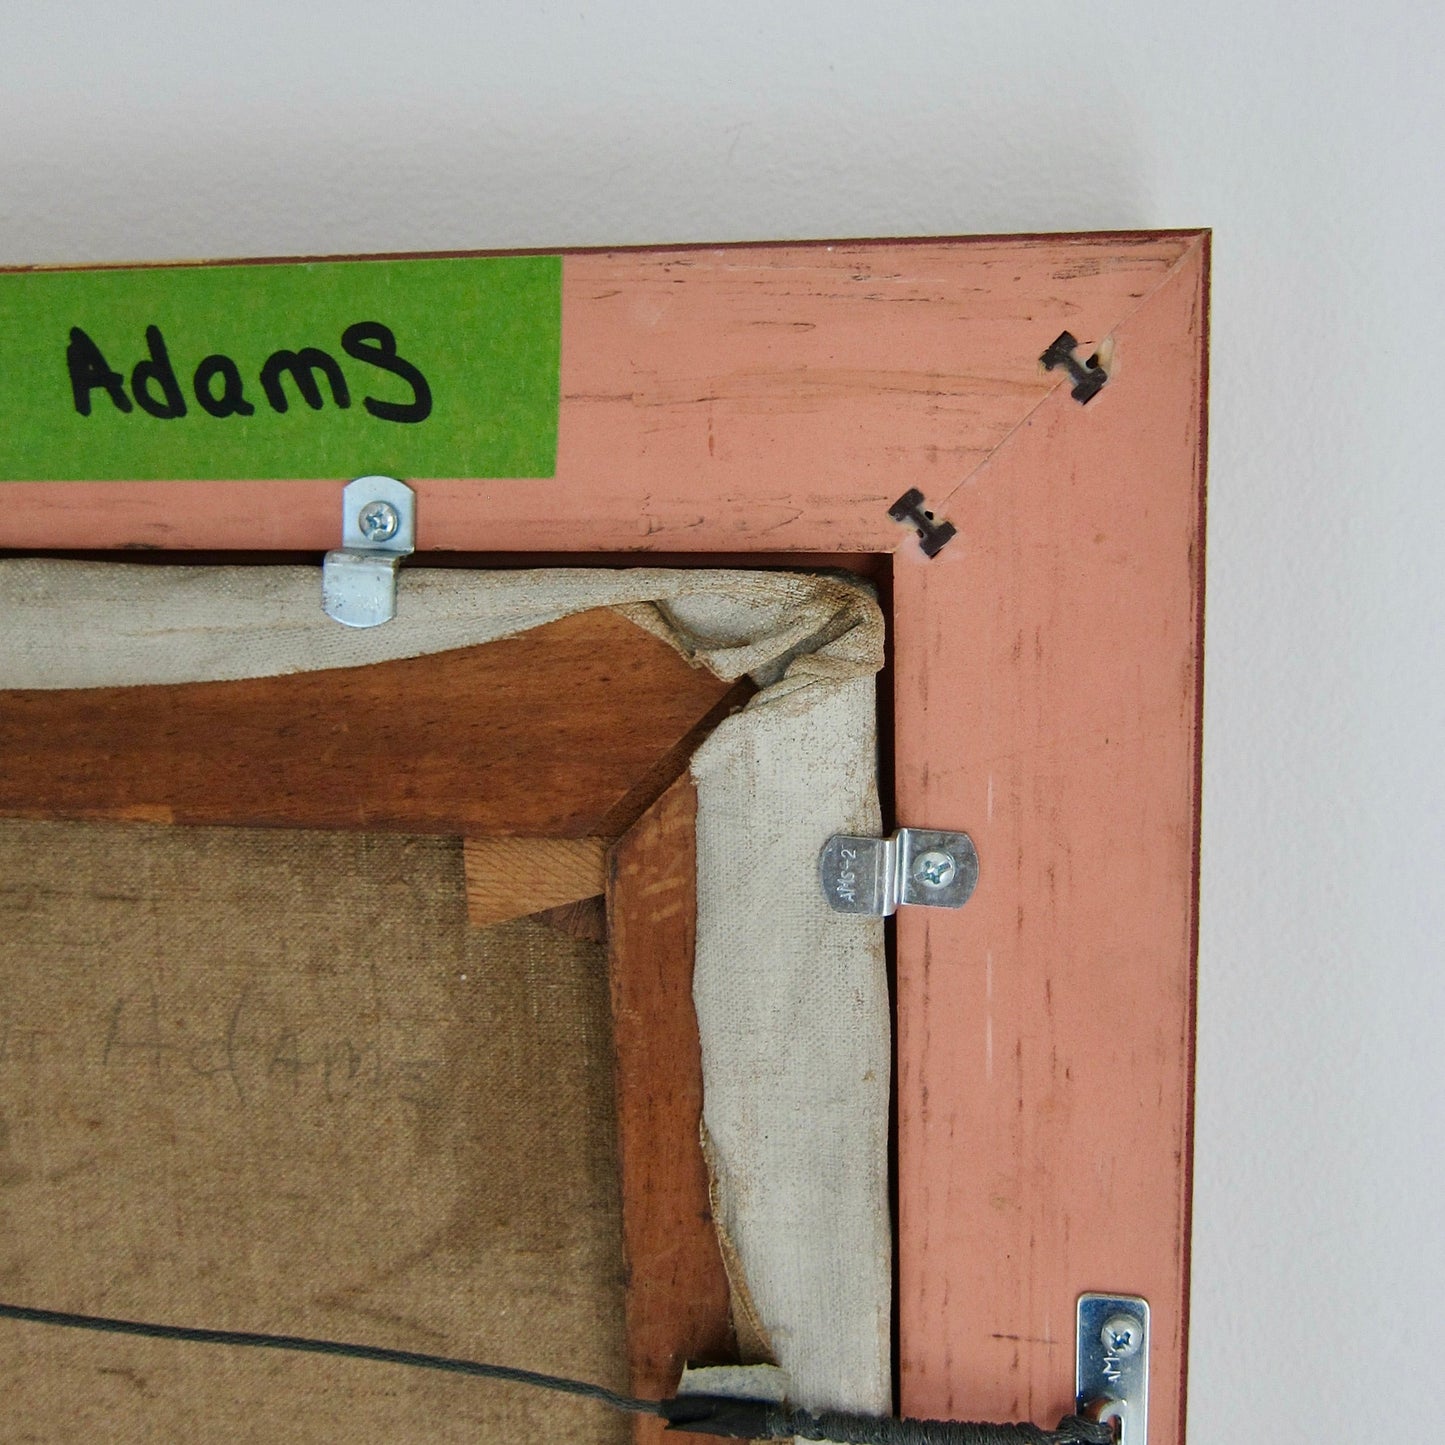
[2,1,1440,1436]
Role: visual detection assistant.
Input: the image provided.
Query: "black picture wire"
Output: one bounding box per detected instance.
[0,1301,659,1417]
[0,1299,1113,1445]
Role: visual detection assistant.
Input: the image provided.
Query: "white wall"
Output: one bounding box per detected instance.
[3,2,1440,1435]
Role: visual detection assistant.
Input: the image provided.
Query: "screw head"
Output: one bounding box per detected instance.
[358,500,400,542]
[1100,1313,1143,1358]
[912,849,957,889]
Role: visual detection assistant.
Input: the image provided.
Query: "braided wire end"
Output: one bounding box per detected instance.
[1050,1415,1116,1445]
[781,1406,1118,1445]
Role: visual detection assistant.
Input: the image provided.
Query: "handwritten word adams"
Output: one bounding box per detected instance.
[66,321,432,424]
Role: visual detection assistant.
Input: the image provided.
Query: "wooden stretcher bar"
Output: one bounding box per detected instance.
[0,607,739,1442]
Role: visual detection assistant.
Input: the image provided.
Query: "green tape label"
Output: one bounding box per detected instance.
[0,255,561,481]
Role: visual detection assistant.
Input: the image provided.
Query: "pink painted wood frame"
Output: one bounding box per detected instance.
[0,232,1208,1444]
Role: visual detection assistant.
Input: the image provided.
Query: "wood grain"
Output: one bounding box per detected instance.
[530,895,608,944]
[893,237,1207,1444]
[607,776,734,1443]
[0,609,738,837]
[464,837,609,927]
[0,235,1198,553]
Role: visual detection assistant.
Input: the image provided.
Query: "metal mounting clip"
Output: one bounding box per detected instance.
[1077,1294,1150,1445]
[322,475,416,628]
[819,828,979,915]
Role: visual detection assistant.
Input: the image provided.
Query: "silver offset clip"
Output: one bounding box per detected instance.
[819,828,979,916]
[322,475,416,629]
[1077,1293,1150,1444]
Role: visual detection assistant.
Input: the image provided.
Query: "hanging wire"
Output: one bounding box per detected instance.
[0,1301,661,1416]
[0,1299,1112,1445]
